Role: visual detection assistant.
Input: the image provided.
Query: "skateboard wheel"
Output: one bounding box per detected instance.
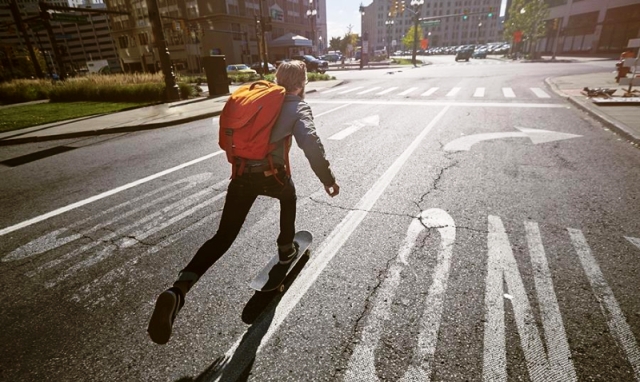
[278,285,285,292]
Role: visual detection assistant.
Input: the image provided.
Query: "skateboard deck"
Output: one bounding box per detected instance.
[249,230,312,292]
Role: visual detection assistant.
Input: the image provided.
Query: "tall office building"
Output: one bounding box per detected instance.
[0,0,119,77]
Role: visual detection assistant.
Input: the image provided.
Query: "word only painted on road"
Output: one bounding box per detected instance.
[344,209,640,381]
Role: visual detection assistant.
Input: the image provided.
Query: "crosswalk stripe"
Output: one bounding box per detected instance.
[376,87,398,95]
[339,87,365,94]
[530,88,551,98]
[322,87,348,94]
[502,88,516,98]
[421,87,439,96]
[474,88,485,97]
[398,87,418,96]
[446,87,461,97]
[357,87,382,95]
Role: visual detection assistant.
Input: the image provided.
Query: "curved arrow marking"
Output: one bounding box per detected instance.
[444,127,581,152]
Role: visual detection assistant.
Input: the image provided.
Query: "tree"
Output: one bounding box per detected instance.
[402,24,424,51]
[329,37,342,52]
[503,0,549,57]
[340,32,358,57]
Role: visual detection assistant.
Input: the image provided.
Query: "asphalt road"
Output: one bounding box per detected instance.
[1,56,639,382]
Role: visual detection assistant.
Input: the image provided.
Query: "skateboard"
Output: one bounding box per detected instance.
[249,230,312,292]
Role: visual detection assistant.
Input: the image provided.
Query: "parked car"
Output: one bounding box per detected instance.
[472,48,487,59]
[322,53,343,62]
[250,62,276,74]
[291,55,329,73]
[226,64,258,76]
[455,49,473,62]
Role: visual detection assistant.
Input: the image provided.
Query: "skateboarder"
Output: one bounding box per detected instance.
[147,60,340,345]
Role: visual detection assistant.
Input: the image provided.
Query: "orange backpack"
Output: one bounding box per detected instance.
[219,81,289,179]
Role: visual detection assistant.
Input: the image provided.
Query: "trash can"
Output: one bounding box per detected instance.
[203,55,229,96]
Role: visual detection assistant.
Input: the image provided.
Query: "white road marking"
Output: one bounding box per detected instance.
[568,229,640,380]
[376,87,398,95]
[308,99,567,109]
[398,87,418,96]
[322,86,349,94]
[421,87,439,96]
[329,115,379,140]
[210,106,452,381]
[443,127,581,152]
[345,209,456,382]
[357,87,382,95]
[626,236,640,250]
[531,88,551,98]
[502,88,516,98]
[0,151,225,237]
[484,216,576,382]
[474,87,485,97]
[339,86,365,94]
[446,87,461,97]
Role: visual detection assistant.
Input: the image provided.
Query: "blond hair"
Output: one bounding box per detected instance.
[275,60,307,93]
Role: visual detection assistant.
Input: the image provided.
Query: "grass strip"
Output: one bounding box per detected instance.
[0,101,150,133]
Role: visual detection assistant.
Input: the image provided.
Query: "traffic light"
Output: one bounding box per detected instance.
[399,1,406,14]
[553,18,559,30]
[463,9,468,20]
[488,7,493,18]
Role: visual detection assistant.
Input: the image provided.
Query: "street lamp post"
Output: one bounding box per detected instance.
[407,0,424,67]
[359,3,365,70]
[306,0,317,55]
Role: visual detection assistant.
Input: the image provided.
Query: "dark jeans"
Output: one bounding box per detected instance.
[180,170,296,279]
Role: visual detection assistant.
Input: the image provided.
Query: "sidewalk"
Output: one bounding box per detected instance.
[1,66,639,146]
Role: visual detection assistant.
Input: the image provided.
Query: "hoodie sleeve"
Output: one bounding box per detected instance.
[292,101,336,187]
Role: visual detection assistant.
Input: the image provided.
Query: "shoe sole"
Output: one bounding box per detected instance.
[147,291,177,345]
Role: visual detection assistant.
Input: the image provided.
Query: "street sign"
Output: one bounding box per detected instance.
[421,20,441,27]
[513,30,523,43]
[51,13,88,23]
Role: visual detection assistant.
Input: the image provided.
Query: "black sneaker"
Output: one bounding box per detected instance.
[278,243,299,265]
[147,287,183,345]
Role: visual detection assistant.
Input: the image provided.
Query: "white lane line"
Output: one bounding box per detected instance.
[357,87,382,95]
[339,87,365,94]
[626,236,640,250]
[376,87,398,95]
[474,88,485,97]
[421,87,439,96]
[210,106,452,381]
[525,222,577,381]
[502,88,516,98]
[314,103,351,118]
[531,88,551,98]
[568,228,640,380]
[446,87,461,97]
[398,87,418,96]
[322,86,349,94]
[307,99,568,108]
[0,151,225,237]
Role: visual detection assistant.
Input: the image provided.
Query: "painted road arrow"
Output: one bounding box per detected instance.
[444,126,581,152]
[329,115,379,140]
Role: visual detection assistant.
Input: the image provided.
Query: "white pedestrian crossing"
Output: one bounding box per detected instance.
[318,85,556,100]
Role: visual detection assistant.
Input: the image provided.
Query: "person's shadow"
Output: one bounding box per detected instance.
[175,255,310,381]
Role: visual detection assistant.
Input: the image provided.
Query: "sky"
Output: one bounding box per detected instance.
[326,0,508,40]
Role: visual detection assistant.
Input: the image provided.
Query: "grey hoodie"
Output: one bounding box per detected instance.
[266,94,336,187]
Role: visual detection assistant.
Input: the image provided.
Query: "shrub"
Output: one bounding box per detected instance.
[0,79,52,104]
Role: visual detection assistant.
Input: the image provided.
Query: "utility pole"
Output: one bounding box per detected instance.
[146,0,180,101]
[258,0,270,76]
[9,0,43,78]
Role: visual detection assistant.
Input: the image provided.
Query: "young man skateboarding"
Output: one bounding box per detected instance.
[147,60,340,345]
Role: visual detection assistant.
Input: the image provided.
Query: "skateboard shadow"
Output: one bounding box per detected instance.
[241,254,309,324]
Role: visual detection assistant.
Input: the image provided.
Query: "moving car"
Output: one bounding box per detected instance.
[291,55,329,73]
[455,49,473,62]
[226,64,258,76]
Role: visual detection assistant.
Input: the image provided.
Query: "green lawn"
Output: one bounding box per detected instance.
[0,101,150,133]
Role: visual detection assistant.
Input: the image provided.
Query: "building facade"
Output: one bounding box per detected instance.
[540,0,640,55]
[361,0,505,55]
[0,0,118,77]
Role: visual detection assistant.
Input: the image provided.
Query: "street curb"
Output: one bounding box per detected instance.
[545,77,640,145]
[0,111,223,146]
